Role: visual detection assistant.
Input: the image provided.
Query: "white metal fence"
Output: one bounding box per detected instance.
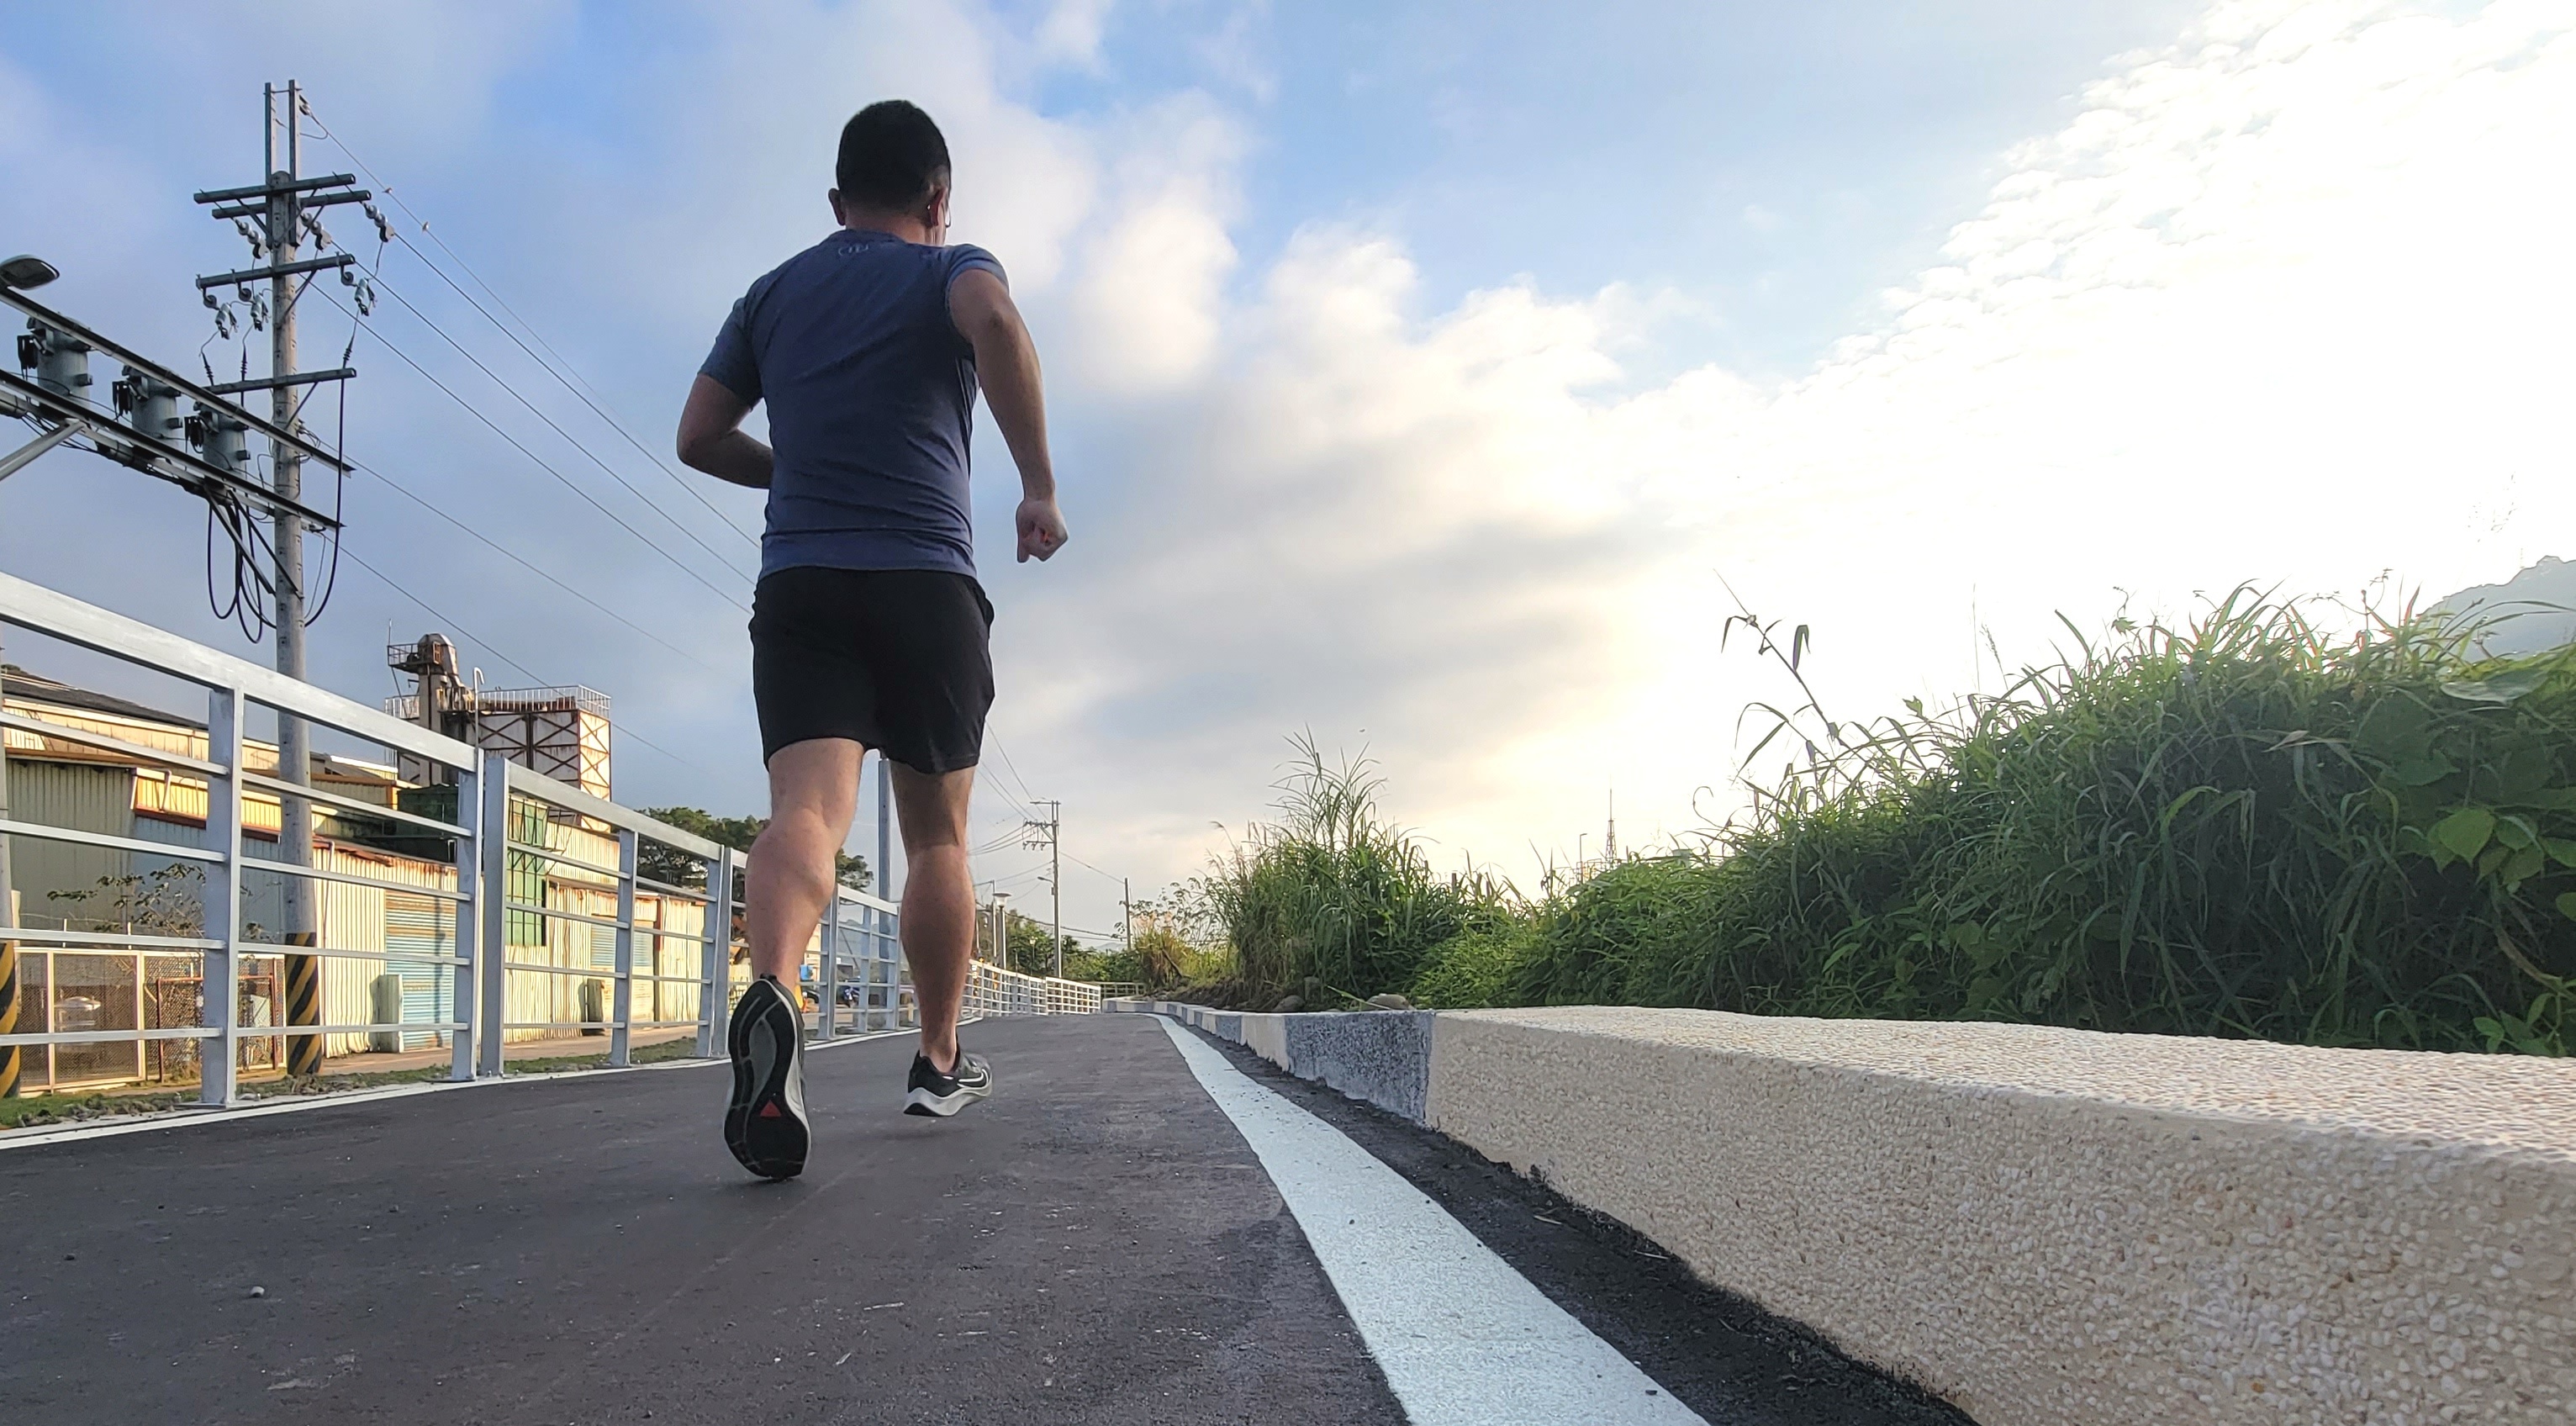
[0,572,1100,1106]
[965,959,1106,1018]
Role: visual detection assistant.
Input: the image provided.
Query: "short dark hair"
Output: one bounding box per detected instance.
[835,101,951,212]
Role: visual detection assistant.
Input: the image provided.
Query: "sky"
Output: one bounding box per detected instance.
[3,0,2571,942]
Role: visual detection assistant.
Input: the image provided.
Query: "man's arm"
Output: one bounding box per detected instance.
[948,267,1068,563]
[676,374,773,489]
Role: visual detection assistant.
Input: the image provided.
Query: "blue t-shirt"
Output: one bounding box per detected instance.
[699,229,1006,579]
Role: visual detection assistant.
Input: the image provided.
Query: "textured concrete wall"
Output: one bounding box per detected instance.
[1108,1001,1432,1120]
[1427,1008,2576,1426]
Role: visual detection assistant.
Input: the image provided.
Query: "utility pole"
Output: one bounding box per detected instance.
[194,82,367,1076]
[1022,800,1061,978]
[876,751,892,900]
[1122,877,1132,950]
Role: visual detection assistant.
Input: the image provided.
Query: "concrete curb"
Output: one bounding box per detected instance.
[1111,998,2576,1426]
[1113,998,1433,1122]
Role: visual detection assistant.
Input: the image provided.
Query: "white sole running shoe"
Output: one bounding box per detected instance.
[904,1044,993,1117]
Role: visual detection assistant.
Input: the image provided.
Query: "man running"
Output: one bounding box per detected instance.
[677,99,1068,1180]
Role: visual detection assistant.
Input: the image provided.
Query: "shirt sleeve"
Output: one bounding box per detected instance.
[946,244,1006,289]
[698,294,762,404]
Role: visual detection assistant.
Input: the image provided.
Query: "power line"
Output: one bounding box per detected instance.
[337,547,541,684]
[984,727,1038,805]
[301,110,763,550]
[356,260,756,579]
[309,286,749,612]
[350,456,726,675]
[1061,849,1124,885]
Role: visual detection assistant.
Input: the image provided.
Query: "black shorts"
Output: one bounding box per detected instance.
[749,567,994,774]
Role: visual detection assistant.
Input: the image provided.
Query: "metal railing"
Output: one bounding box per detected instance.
[965,960,1105,1017]
[0,572,1104,1107]
[484,758,732,1075]
[1,571,485,1103]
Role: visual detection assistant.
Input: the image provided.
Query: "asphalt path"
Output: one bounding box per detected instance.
[0,1015,1403,1425]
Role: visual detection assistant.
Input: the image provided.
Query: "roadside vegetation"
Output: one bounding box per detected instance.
[1170,592,2576,1054]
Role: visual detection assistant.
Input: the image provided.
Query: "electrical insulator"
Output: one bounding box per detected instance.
[188,401,251,477]
[18,320,93,400]
[113,367,187,449]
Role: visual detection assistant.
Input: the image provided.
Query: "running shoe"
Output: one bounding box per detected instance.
[904,1043,993,1117]
[724,974,809,1179]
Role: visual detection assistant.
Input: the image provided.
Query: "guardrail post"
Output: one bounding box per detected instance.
[697,847,731,1058]
[610,827,636,1067]
[198,685,245,1106]
[817,890,840,1043]
[448,758,481,1081]
[476,753,509,1078]
[867,903,886,1031]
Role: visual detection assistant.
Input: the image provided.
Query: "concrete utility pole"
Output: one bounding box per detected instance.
[270,85,318,1075]
[1046,801,1062,978]
[193,82,368,1076]
[1122,878,1132,951]
[1022,800,1062,977]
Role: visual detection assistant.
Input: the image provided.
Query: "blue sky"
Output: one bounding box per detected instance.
[3,0,2570,936]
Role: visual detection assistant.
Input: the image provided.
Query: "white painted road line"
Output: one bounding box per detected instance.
[1156,1015,1709,1426]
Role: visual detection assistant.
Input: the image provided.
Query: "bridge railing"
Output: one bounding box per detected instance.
[0,572,1100,1106]
[484,758,731,1074]
[965,959,1103,1017]
[2,571,490,1103]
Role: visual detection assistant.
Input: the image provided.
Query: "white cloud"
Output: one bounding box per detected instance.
[1057,94,1245,393]
[1032,0,1117,67]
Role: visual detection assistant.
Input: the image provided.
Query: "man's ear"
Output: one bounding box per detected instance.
[827,187,847,224]
[924,184,951,230]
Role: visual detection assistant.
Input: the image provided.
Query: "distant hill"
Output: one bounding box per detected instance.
[2432,556,2576,657]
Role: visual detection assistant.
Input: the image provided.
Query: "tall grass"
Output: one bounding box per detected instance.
[1509,592,2576,1054]
[1196,737,1513,1002]
[1206,592,2574,1053]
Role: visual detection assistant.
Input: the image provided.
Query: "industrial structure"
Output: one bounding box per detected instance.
[384,632,614,799]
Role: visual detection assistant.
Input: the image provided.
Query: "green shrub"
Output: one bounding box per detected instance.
[1408,927,1539,1009]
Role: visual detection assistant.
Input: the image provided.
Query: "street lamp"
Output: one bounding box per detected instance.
[990,892,1012,966]
[0,255,59,290]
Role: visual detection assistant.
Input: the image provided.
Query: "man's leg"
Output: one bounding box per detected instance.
[889,763,975,1072]
[747,738,865,982]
